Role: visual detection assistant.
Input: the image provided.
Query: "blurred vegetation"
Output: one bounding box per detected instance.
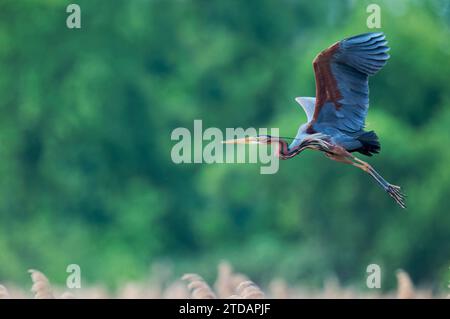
[0,0,449,292]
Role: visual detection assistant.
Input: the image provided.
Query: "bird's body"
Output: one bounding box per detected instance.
[223,32,406,208]
[289,111,379,157]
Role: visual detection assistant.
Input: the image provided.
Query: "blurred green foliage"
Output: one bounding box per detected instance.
[0,0,449,291]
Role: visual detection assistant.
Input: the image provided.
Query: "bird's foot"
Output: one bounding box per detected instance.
[386,184,406,209]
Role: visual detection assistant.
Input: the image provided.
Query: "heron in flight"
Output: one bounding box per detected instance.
[223,32,406,208]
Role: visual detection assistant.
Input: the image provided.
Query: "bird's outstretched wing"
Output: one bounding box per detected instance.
[308,32,390,133]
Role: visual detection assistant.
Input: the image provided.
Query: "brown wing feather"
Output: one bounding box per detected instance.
[306,33,390,134]
[309,42,342,129]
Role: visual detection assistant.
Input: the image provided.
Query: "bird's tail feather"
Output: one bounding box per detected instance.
[356,130,380,156]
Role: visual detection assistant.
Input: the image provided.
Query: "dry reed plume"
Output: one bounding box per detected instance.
[29,269,55,299]
[0,262,442,299]
[0,285,11,299]
[182,261,264,299]
[28,269,76,299]
[182,274,217,299]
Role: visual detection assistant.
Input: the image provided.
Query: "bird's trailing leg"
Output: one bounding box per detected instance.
[325,148,406,208]
[351,156,406,208]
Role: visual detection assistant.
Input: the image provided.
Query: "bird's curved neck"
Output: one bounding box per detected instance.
[274,138,303,160]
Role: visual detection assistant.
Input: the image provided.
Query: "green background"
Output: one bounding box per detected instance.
[0,0,449,291]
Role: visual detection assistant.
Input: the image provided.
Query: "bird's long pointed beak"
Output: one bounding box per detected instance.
[221,137,259,144]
